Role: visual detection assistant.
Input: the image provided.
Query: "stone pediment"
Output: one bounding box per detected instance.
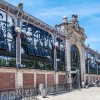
[56,15,87,43]
[65,26,86,45]
[68,20,86,39]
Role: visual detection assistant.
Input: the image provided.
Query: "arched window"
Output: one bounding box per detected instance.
[71,44,80,69]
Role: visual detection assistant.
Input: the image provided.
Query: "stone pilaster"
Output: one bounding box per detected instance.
[80,46,86,82]
[45,73,47,85]
[56,73,58,84]
[34,73,36,87]
[66,40,71,83]
[15,70,23,88]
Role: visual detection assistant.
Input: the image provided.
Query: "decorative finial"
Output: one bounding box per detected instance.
[72,14,78,21]
[62,16,68,23]
[17,3,23,10]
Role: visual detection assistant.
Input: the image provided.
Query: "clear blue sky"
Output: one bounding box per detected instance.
[5,0,100,52]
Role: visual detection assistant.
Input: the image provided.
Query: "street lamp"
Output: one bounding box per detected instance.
[54,42,59,91]
[15,27,21,33]
[15,3,24,68]
[15,27,21,68]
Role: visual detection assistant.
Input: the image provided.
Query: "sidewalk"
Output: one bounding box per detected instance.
[37,87,100,100]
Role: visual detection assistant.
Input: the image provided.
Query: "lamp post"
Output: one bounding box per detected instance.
[54,41,59,91]
[15,27,21,68]
[76,69,81,90]
[15,3,23,68]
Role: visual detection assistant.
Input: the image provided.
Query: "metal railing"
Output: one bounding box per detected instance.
[45,83,73,95]
[0,87,39,100]
[0,83,80,100]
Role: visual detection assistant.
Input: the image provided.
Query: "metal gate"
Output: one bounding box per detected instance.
[0,87,39,100]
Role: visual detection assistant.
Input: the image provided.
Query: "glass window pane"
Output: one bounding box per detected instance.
[0,10,6,38]
[7,57,16,67]
[0,56,7,66]
[7,15,15,40]
[21,22,27,43]
[45,63,53,70]
[27,23,33,45]
[27,45,34,55]
[44,31,48,48]
[7,39,16,52]
[0,11,7,50]
[71,44,80,68]
[35,61,45,69]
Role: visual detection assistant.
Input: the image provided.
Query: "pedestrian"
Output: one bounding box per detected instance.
[85,79,89,88]
[82,81,85,88]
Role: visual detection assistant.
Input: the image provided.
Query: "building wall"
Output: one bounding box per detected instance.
[0,67,66,90]
[85,74,100,83]
[0,1,100,90]
[1,67,100,90]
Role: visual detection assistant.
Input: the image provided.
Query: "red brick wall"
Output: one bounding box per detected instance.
[47,74,54,86]
[58,75,65,84]
[0,73,15,90]
[23,73,34,88]
[36,74,45,85]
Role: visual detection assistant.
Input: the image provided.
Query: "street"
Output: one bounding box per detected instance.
[37,87,100,100]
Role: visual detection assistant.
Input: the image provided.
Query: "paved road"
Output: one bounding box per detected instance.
[37,87,100,100]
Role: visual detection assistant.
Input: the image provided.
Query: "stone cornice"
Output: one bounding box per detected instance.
[85,46,100,57]
[0,0,65,39]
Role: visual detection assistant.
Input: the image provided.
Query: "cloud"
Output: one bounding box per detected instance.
[35,1,100,19]
[5,0,100,19]
[85,37,100,50]
[5,0,46,8]
[88,16,100,24]
[4,0,100,51]
[36,7,67,18]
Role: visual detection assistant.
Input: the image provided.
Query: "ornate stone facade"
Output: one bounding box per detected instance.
[0,1,100,90]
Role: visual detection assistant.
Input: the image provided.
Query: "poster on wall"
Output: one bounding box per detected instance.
[21,22,53,59]
[21,22,33,54]
[7,15,15,52]
[0,10,15,51]
[0,10,7,49]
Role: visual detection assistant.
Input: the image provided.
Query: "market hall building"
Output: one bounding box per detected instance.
[0,0,100,90]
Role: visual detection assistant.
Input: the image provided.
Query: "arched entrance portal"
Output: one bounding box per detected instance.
[71,44,81,89]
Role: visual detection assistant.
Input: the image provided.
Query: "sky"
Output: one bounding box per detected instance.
[5,0,100,52]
